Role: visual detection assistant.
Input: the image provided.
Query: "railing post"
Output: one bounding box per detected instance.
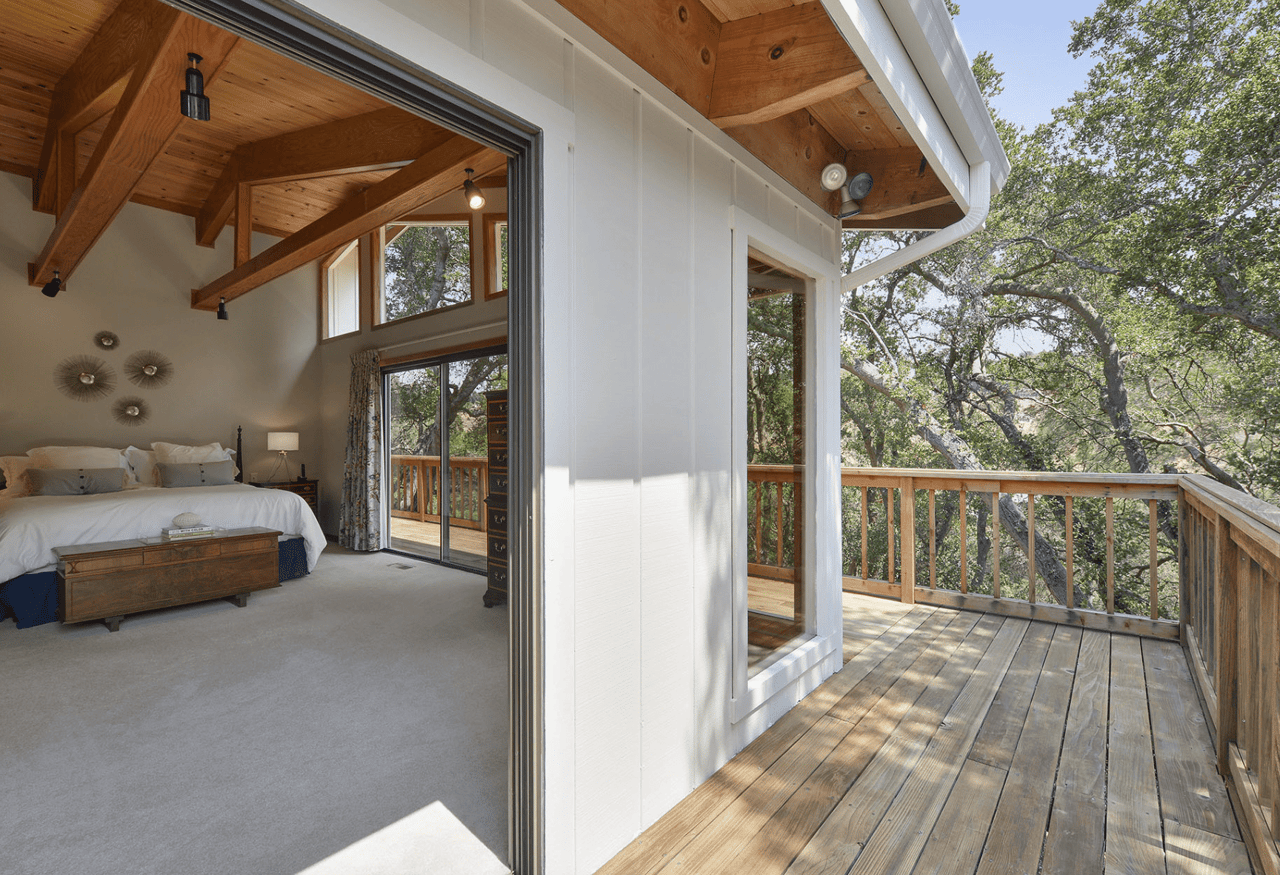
[1216,515,1238,775]
[1179,487,1189,639]
[900,477,915,604]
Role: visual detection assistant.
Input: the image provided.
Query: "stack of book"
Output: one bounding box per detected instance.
[161,524,220,541]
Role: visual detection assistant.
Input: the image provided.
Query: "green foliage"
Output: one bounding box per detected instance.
[383,224,471,320]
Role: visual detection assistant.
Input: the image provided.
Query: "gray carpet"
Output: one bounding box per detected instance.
[0,546,509,875]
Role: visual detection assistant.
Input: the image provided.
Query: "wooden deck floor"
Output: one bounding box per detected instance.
[387,517,487,570]
[597,594,1252,875]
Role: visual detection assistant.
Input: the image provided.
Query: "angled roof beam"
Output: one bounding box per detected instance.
[191,136,506,309]
[31,0,172,214]
[28,14,239,287]
[709,2,870,129]
[194,107,456,247]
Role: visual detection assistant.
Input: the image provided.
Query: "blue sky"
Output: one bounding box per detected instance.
[951,0,1103,129]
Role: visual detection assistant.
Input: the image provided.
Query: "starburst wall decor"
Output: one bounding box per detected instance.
[54,355,116,402]
[124,350,174,388]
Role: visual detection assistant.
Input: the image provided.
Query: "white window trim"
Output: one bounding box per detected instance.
[730,208,843,725]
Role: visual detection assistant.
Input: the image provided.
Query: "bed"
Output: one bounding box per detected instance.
[0,434,326,629]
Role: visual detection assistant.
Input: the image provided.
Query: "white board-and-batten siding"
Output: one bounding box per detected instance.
[297,1,844,872]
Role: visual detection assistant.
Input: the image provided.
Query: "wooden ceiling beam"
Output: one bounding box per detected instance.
[33,0,177,214]
[555,0,721,115]
[722,108,846,211]
[194,107,454,247]
[841,148,953,222]
[191,137,506,309]
[29,14,239,286]
[709,2,870,129]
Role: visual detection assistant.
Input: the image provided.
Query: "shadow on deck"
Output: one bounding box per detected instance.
[596,593,1251,875]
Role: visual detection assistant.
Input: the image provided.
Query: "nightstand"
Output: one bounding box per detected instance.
[251,479,319,515]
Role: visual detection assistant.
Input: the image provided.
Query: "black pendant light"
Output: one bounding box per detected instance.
[41,269,61,298]
[180,53,211,122]
[217,297,228,320]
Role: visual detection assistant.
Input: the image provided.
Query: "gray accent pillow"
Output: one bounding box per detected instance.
[27,467,126,496]
[157,459,236,488]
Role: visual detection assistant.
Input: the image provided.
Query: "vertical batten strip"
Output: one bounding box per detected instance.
[1106,497,1115,615]
[1027,493,1036,605]
[1065,495,1074,609]
[959,486,968,594]
[1149,499,1159,620]
[860,485,868,581]
[992,491,1001,599]
[928,489,936,589]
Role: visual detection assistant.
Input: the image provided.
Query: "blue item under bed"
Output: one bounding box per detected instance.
[0,536,309,629]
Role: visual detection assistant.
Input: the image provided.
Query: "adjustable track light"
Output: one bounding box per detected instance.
[180,53,211,121]
[41,269,61,298]
[217,297,228,320]
[463,168,486,210]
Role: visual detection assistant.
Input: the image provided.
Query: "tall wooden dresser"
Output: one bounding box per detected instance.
[483,389,509,607]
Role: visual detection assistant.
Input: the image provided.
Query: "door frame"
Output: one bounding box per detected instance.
[161,2,545,871]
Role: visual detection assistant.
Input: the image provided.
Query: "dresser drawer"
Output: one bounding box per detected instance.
[486,504,508,532]
[488,471,509,495]
[487,419,509,445]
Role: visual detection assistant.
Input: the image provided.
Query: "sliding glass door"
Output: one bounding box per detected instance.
[384,349,507,571]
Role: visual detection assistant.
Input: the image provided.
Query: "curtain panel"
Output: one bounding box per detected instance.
[339,348,382,551]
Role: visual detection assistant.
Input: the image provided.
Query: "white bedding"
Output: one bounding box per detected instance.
[0,483,326,581]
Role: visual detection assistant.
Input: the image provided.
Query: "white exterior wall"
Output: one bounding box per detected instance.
[291,1,847,871]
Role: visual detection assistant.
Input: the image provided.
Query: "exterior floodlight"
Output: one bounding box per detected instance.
[820,163,848,192]
[837,172,874,219]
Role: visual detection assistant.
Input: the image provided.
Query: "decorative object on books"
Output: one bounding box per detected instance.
[267,432,299,482]
[124,350,173,388]
[93,331,120,350]
[173,512,203,528]
[54,355,116,402]
[112,396,149,427]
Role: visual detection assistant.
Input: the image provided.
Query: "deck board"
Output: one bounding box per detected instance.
[595,592,1253,875]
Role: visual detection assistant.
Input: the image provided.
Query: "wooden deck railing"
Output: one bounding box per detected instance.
[1179,475,1280,873]
[388,455,487,531]
[830,466,1280,871]
[747,464,801,582]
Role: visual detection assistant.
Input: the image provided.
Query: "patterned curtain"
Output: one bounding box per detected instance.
[339,348,382,551]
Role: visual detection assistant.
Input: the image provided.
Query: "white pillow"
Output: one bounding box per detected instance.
[151,441,233,464]
[27,446,129,471]
[124,446,160,487]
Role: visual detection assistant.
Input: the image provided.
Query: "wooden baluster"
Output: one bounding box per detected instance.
[928,489,937,589]
[959,486,968,594]
[860,485,868,581]
[1215,516,1237,774]
[1149,499,1159,620]
[992,490,1001,599]
[747,480,757,562]
[776,481,784,568]
[886,488,895,586]
[1105,496,1115,614]
[1027,493,1036,604]
[1065,495,1074,610]
[900,479,915,604]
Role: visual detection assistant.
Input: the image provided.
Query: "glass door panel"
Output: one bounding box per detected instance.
[386,365,443,560]
[445,354,507,572]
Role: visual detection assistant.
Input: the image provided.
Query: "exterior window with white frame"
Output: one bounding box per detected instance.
[379,220,472,323]
[322,239,360,339]
[744,251,808,676]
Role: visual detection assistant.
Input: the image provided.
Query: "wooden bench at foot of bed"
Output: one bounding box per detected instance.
[55,527,281,632]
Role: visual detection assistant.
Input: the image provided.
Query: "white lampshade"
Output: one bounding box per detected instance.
[267,431,299,452]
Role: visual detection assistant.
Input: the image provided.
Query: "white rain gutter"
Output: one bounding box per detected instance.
[841,160,991,292]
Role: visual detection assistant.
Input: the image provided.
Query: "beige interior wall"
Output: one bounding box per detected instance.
[0,170,323,492]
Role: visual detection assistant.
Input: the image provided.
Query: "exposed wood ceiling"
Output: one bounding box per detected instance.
[0,0,505,308]
[556,0,960,230]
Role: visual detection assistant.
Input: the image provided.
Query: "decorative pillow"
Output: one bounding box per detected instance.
[0,455,35,497]
[151,441,231,464]
[157,459,236,488]
[27,467,126,496]
[124,446,160,487]
[26,446,128,472]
